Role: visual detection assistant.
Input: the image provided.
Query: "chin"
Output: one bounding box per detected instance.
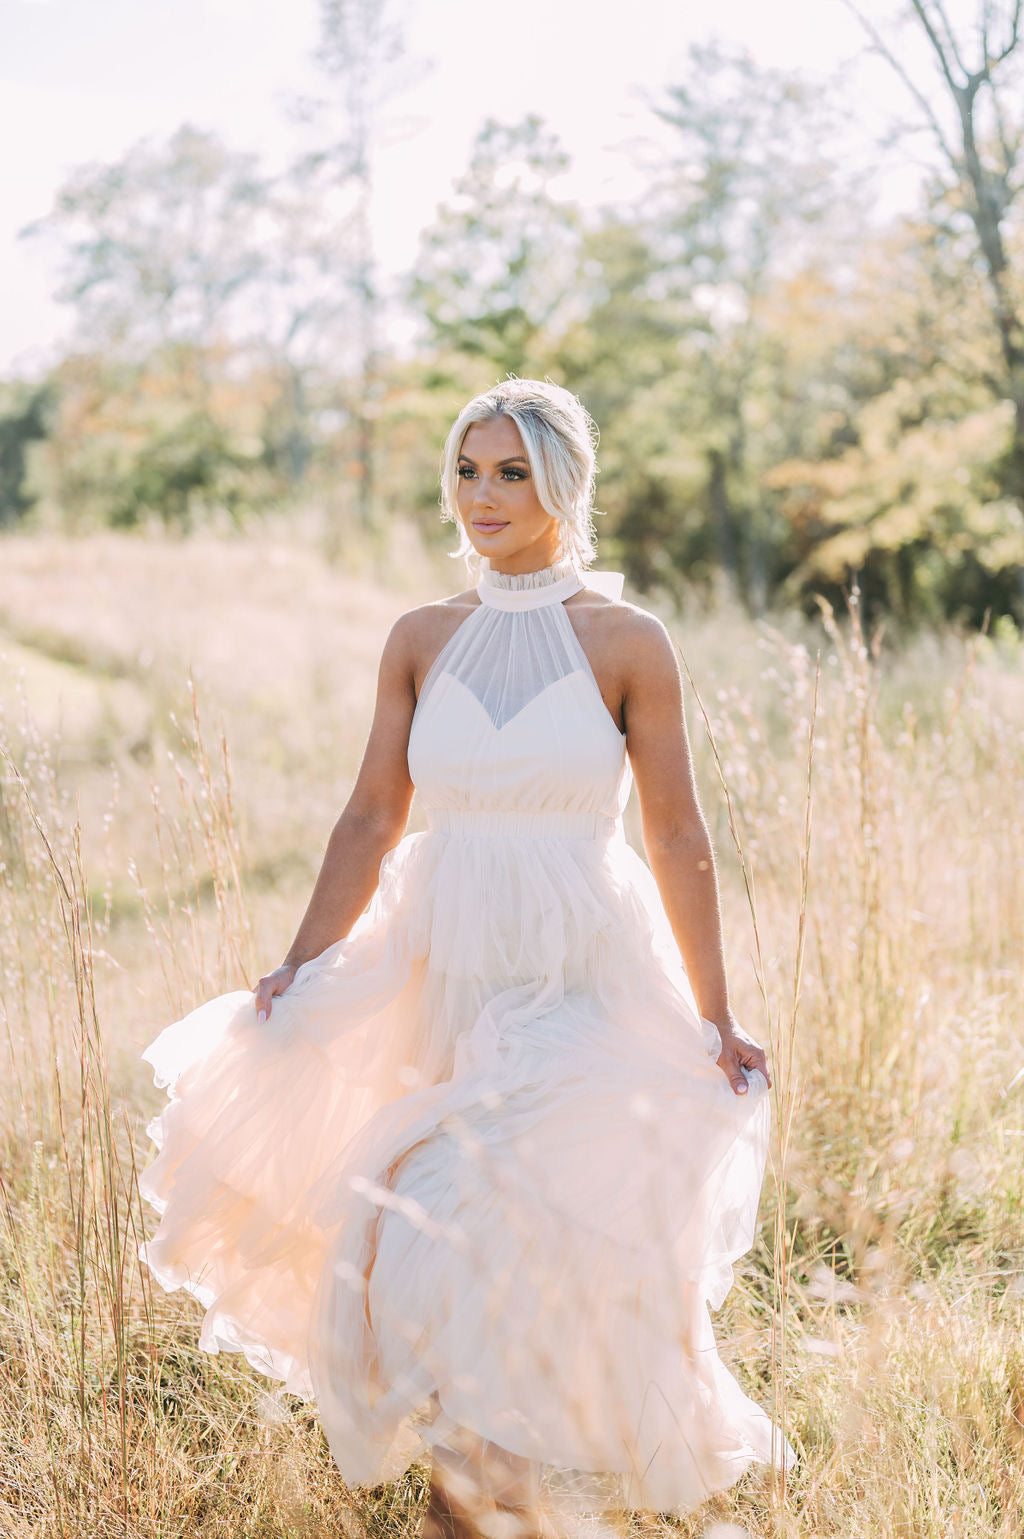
[462,522,559,568]
[466,528,514,554]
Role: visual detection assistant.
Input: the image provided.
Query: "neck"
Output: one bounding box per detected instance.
[482,552,575,584]
[486,540,568,577]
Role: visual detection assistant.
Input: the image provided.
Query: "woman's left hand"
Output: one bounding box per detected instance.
[713,1016,772,1094]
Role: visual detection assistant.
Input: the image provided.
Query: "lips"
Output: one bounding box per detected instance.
[472,520,509,533]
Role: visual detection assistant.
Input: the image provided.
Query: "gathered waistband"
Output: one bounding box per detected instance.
[424,808,620,840]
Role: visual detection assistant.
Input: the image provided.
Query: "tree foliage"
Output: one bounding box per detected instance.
[0,381,54,526]
[410,117,581,381]
[21,127,273,360]
[7,14,1024,626]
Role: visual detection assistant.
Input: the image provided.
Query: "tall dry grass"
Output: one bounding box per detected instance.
[0,530,1022,1537]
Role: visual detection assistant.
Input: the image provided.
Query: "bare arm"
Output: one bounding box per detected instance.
[253,612,419,1019]
[622,611,771,1094]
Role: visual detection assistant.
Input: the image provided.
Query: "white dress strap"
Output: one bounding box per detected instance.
[580,569,625,601]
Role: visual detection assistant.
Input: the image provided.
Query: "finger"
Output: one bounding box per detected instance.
[252,980,272,1023]
[744,1050,772,1089]
[265,979,292,1019]
[718,1051,748,1096]
[732,1037,767,1073]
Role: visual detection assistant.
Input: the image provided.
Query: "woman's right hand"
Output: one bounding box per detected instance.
[252,963,298,1022]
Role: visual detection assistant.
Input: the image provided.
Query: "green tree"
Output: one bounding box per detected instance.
[18,127,294,524]
[21,346,280,532]
[288,0,418,534]
[410,116,581,380]
[548,47,854,608]
[16,113,405,527]
[844,1,1024,499]
[648,42,854,606]
[751,1,1024,623]
[0,382,54,526]
[20,126,272,377]
[550,217,701,597]
[767,213,1024,626]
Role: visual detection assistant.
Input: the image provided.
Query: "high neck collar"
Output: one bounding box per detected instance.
[476,554,585,611]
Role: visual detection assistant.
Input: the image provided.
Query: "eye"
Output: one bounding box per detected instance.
[501,468,527,480]
[457,464,476,479]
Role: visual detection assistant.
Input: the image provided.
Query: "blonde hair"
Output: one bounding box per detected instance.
[439,378,600,573]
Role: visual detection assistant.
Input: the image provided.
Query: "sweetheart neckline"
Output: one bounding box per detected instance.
[428,669,627,744]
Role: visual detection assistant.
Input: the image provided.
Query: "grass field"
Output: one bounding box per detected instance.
[1,526,1022,1538]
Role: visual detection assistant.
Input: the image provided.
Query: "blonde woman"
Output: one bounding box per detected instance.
[139,379,791,1536]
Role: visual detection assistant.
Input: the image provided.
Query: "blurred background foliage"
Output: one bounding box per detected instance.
[6,1,1024,631]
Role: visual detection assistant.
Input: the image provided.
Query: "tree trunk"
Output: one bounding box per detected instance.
[707,446,740,592]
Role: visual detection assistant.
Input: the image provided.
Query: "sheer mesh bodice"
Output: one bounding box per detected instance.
[410,554,629,835]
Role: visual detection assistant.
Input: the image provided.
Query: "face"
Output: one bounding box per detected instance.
[456,415,563,574]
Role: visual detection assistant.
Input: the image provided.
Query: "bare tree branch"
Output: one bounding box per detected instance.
[930,0,972,77]
[980,0,1023,65]
[988,69,1022,173]
[989,0,1023,62]
[910,0,962,94]
[981,0,995,65]
[855,0,1024,489]
[840,0,959,167]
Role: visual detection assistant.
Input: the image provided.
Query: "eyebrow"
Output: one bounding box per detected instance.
[457,454,530,467]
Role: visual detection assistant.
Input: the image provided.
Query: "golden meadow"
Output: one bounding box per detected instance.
[1,524,1022,1538]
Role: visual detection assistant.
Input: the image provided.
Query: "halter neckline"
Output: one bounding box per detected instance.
[476,555,585,611]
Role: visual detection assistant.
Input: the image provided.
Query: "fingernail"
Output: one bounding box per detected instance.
[735,1081,747,1094]
[257,1009,266,1023]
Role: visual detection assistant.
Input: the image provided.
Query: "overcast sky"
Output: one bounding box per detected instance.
[1,0,926,377]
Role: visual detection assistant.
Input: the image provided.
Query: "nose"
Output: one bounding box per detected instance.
[472,474,498,510]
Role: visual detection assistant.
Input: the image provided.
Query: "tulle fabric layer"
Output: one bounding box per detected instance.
[139,826,785,1511]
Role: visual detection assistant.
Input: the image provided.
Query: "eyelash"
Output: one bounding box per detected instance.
[457,466,527,482]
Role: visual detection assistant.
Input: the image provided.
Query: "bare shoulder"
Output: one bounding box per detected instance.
[620,602,680,682]
[620,607,682,706]
[569,591,678,684]
[610,598,674,652]
[598,601,688,749]
[386,587,481,693]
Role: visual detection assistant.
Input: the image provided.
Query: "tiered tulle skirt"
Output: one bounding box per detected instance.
[139,820,786,1513]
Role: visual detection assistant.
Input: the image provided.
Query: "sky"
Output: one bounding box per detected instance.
[1,0,917,377]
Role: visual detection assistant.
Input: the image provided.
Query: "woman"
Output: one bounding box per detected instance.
[139,379,791,1536]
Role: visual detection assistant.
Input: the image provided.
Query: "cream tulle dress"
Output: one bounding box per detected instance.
[138,554,791,1515]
